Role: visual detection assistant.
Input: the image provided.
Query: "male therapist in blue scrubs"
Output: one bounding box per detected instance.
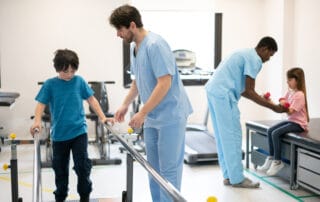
[205,36,286,188]
[109,4,193,202]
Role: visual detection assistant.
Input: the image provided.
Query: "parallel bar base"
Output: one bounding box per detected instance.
[49,198,121,202]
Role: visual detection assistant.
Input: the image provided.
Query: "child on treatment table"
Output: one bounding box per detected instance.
[259,67,309,176]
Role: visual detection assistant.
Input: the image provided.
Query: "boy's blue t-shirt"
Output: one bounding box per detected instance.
[35,75,93,141]
[205,48,262,101]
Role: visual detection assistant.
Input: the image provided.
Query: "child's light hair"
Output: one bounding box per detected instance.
[287,67,309,122]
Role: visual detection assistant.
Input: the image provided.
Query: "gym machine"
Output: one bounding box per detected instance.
[3,133,23,202]
[86,81,121,165]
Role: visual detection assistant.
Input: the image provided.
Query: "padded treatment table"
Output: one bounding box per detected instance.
[0,92,20,98]
[245,118,320,192]
[0,91,20,106]
[0,97,15,107]
[0,92,20,107]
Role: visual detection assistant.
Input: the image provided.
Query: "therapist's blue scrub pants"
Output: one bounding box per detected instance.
[207,93,245,184]
[144,118,186,202]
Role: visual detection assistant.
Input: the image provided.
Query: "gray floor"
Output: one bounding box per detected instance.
[0,137,319,202]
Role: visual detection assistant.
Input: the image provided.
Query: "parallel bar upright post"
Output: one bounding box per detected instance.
[10,143,19,202]
[126,153,134,202]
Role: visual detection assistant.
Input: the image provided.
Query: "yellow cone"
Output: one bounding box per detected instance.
[207,196,218,202]
[127,127,134,134]
[3,163,9,171]
[9,133,16,139]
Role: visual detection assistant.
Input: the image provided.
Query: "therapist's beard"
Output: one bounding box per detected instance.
[123,39,132,44]
[123,32,134,44]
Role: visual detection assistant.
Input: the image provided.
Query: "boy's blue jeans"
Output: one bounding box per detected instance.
[267,121,304,160]
[52,133,92,201]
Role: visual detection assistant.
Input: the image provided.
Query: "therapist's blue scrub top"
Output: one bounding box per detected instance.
[130,32,193,128]
[205,48,263,100]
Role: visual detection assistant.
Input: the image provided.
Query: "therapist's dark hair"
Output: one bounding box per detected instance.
[256,36,278,52]
[109,4,143,29]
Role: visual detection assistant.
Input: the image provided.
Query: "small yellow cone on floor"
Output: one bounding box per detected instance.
[207,196,218,202]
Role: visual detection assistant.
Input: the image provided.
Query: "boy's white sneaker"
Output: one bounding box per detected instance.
[258,156,273,171]
[266,161,284,176]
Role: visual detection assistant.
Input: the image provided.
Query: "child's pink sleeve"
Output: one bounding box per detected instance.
[290,91,305,112]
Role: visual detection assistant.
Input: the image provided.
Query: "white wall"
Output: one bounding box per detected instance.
[213,0,285,126]
[1,0,320,137]
[132,0,216,126]
[0,0,129,137]
[293,0,320,118]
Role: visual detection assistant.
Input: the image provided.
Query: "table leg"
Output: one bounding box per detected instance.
[290,143,297,189]
[246,128,250,169]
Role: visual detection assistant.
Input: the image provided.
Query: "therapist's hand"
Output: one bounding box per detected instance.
[114,105,128,122]
[272,103,287,113]
[129,111,146,129]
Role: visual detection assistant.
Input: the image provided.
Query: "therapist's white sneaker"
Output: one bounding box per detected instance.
[258,156,273,171]
[266,160,284,176]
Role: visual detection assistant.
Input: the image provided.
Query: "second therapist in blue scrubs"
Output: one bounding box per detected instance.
[205,36,286,188]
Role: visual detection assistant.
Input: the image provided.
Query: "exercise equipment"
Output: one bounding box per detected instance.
[264,92,271,99]
[119,96,145,154]
[37,104,52,168]
[31,122,186,202]
[32,129,42,202]
[28,82,53,168]
[86,81,121,165]
[278,97,290,108]
[173,50,218,164]
[0,91,20,152]
[0,91,20,107]
[184,107,245,164]
[3,133,23,202]
[184,108,219,164]
[104,123,187,202]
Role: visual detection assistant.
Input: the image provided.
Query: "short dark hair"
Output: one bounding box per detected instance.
[109,4,143,29]
[53,49,79,72]
[256,36,278,51]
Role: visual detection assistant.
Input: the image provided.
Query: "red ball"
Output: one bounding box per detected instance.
[284,102,290,108]
[264,92,271,99]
